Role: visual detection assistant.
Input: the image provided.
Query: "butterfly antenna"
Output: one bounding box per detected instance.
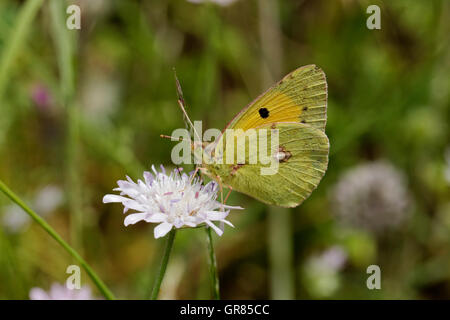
[173,68,202,143]
[159,134,192,143]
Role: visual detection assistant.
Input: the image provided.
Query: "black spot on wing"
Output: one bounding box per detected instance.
[259,108,269,118]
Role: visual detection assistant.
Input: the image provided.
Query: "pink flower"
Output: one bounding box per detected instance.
[29,283,93,300]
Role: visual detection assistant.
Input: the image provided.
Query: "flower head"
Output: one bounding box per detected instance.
[103,165,242,238]
[29,283,93,300]
[31,84,51,110]
[2,184,63,234]
[2,204,30,233]
[303,246,347,298]
[331,161,410,233]
[307,246,347,274]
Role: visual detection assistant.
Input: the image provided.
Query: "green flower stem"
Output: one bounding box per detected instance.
[0,179,115,300]
[206,227,220,299]
[49,0,83,252]
[268,207,295,299]
[151,229,176,300]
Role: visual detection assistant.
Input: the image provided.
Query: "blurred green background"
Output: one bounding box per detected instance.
[0,0,449,299]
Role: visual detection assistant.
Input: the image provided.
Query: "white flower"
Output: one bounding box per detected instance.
[103,165,242,239]
[331,161,411,233]
[29,283,93,300]
[2,205,30,233]
[308,246,348,273]
[34,185,64,214]
[81,71,121,121]
[303,246,347,298]
[2,185,63,234]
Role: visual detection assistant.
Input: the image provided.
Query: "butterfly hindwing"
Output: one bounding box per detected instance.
[214,123,329,207]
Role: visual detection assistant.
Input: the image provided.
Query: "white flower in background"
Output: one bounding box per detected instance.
[34,185,64,214]
[81,72,121,121]
[2,205,30,233]
[445,147,450,185]
[29,283,93,300]
[103,165,242,239]
[303,246,347,298]
[331,161,411,234]
[1,185,64,233]
[310,246,348,272]
[187,0,238,7]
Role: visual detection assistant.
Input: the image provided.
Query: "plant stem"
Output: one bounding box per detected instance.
[268,207,295,299]
[150,229,176,300]
[259,0,295,300]
[49,0,83,252]
[205,227,220,299]
[0,179,115,300]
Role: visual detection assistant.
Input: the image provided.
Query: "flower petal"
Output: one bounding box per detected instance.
[144,171,154,185]
[29,288,50,300]
[123,200,147,212]
[103,194,129,204]
[154,222,173,239]
[206,210,229,221]
[221,219,234,228]
[145,213,167,223]
[75,287,93,300]
[124,213,148,226]
[221,204,244,210]
[205,220,223,236]
[184,221,197,227]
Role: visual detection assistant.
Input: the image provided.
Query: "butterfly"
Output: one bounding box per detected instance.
[167,64,329,208]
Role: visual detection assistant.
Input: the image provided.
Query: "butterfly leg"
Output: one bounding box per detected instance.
[223,186,233,205]
[189,166,201,184]
[216,179,233,206]
[218,176,224,203]
[213,175,226,208]
[197,167,231,206]
[180,166,202,193]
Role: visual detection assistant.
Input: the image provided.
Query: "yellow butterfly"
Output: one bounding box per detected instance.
[169,64,329,208]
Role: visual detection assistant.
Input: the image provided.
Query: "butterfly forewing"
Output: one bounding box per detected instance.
[225,64,327,132]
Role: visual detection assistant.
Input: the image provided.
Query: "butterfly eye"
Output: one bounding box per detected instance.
[258,108,269,118]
